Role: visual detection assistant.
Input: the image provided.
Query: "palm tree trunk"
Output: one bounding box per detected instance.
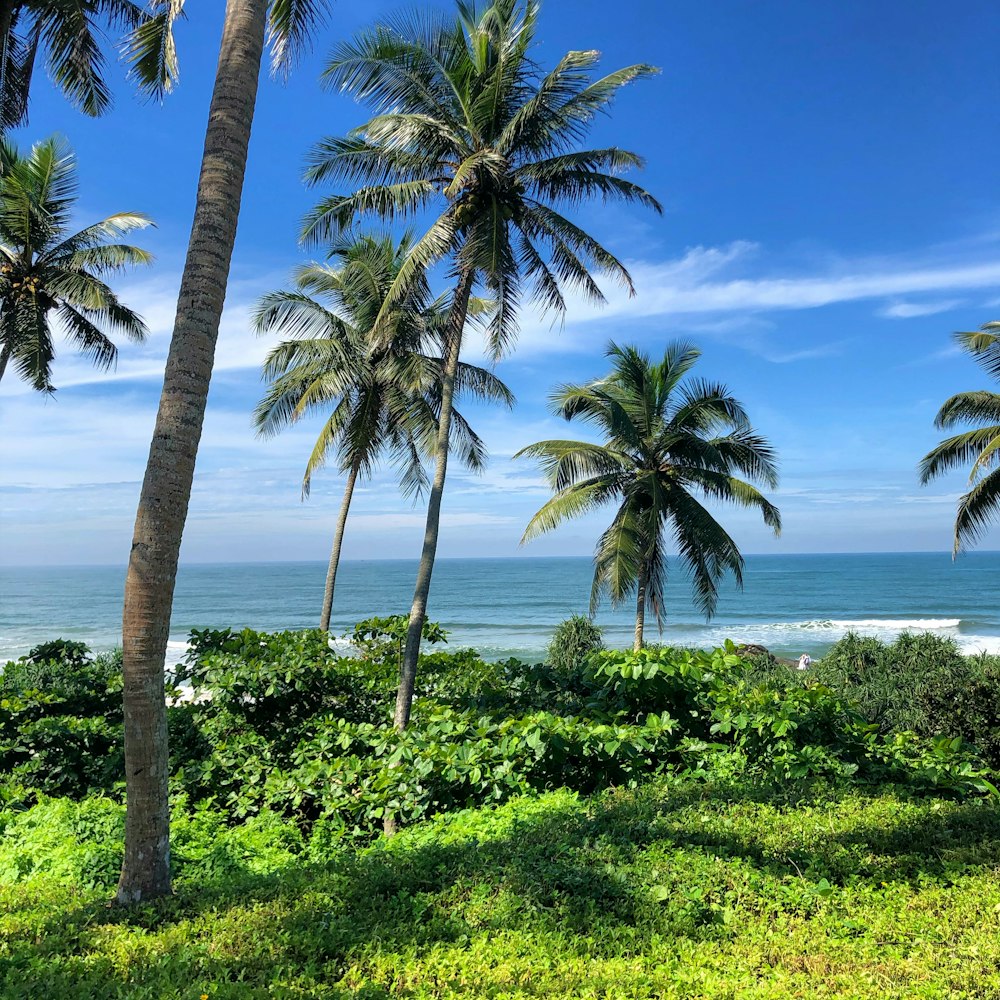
[117,0,267,905]
[633,563,647,652]
[393,266,475,732]
[319,460,360,631]
[0,1,14,128]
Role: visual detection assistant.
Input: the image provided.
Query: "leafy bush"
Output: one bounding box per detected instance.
[1,645,124,799]
[351,613,448,670]
[814,631,992,751]
[547,614,604,675]
[4,628,996,850]
[916,654,1000,768]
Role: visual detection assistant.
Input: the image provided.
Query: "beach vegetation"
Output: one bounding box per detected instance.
[253,233,513,629]
[0,135,152,392]
[4,775,1000,997]
[304,0,662,736]
[920,320,1000,554]
[4,625,1000,993]
[547,614,605,676]
[517,341,781,650]
[6,629,995,835]
[817,629,1000,768]
[119,0,333,903]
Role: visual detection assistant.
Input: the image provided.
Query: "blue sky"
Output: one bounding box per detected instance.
[2,0,1000,566]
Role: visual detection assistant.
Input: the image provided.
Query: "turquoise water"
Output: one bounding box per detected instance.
[2,552,999,665]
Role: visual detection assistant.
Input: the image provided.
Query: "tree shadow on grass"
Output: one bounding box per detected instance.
[6,780,1000,997]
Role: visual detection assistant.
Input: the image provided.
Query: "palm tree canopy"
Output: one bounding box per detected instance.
[0,134,152,392]
[516,341,781,623]
[919,322,1000,555]
[253,232,514,497]
[0,1,178,130]
[1,0,334,130]
[303,0,661,358]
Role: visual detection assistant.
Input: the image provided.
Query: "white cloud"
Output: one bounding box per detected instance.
[6,233,1000,394]
[465,235,1000,361]
[880,299,963,319]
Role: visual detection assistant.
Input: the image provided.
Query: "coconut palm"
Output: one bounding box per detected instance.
[120,0,331,904]
[306,0,660,730]
[253,233,514,630]
[919,321,1000,555]
[0,1,182,132]
[516,342,782,650]
[0,135,152,392]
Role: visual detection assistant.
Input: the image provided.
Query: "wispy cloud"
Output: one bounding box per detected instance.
[880,299,963,319]
[467,234,1000,360]
[6,233,1000,393]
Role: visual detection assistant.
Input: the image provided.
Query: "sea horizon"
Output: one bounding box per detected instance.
[3,551,999,665]
[4,548,999,571]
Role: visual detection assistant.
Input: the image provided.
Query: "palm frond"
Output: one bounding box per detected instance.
[122,0,184,101]
[933,390,1000,430]
[952,467,1000,556]
[267,0,331,79]
[919,426,1000,483]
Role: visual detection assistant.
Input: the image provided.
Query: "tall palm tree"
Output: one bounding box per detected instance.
[306,0,661,730]
[0,1,181,132]
[0,135,152,392]
[119,0,331,904]
[919,322,1000,555]
[253,233,514,630]
[516,342,781,650]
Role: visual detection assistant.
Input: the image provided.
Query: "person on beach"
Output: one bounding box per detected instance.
[797,653,811,670]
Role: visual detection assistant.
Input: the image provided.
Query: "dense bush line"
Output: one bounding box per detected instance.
[3,625,998,843]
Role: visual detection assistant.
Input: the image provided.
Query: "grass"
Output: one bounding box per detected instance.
[3,778,1000,998]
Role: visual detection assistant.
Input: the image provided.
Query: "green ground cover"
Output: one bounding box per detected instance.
[3,780,1000,998]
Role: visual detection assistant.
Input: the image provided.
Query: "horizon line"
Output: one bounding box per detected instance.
[3,549,998,571]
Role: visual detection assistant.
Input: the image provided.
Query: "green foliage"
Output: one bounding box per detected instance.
[1,645,124,798]
[4,781,1000,997]
[5,617,1000,996]
[352,614,448,674]
[915,653,1000,768]
[919,321,1000,554]
[814,631,997,760]
[547,614,604,676]
[0,135,152,393]
[6,628,997,841]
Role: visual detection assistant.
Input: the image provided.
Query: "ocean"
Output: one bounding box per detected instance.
[2,552,999,666]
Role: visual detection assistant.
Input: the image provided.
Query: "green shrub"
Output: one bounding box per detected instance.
[813,631,968,734]
[1,645,124,799]
[547,615,604,675]
[351,613,448,670]
[916,655,1000,768]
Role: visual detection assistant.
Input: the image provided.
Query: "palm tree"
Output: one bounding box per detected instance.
[306,0,661,730]
[253,233,514,630]
[919,321,1000,555]
[119,0,331,904]
[516,342,781,650]
[0,135,152,392]
[0,1,181,132]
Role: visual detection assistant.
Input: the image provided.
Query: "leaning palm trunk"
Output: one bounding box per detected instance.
[633,563,648,652]
[118,0,267,904]
[319,460,360,631]
[0,3,13,128]
[394,267,475,732]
